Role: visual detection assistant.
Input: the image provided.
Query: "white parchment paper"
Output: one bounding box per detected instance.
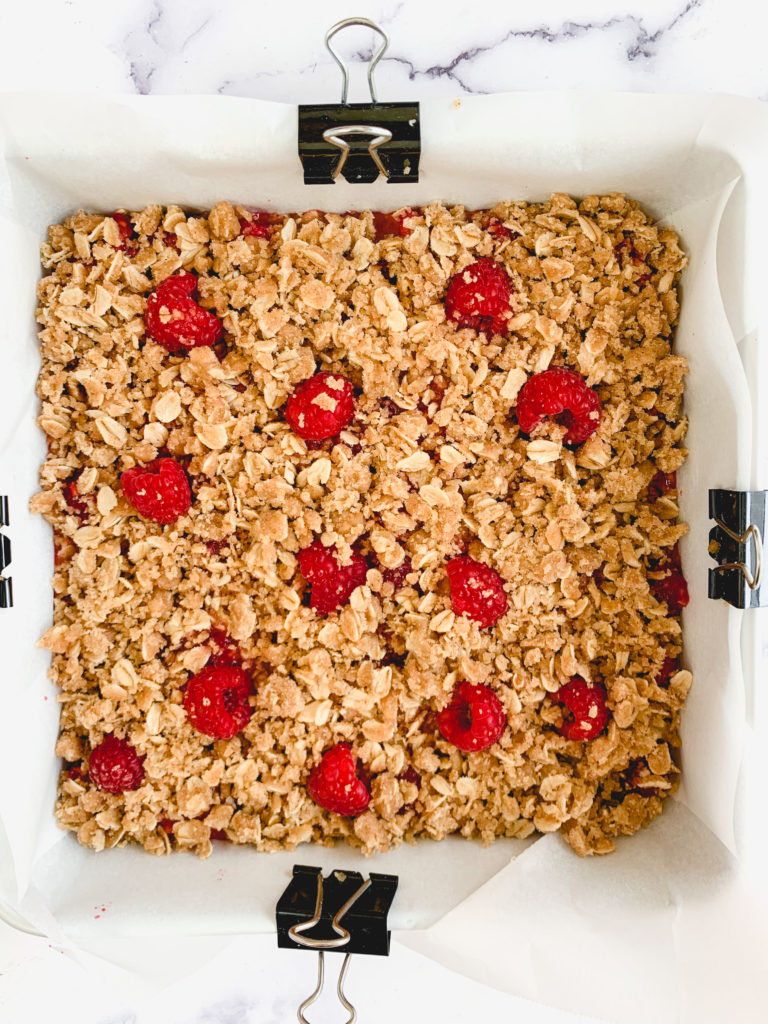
[0,91,767,1022]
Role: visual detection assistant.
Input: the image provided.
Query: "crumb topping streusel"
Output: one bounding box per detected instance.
[32,194,691,859]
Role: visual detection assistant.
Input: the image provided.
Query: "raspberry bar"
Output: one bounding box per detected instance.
[32,196,691,858]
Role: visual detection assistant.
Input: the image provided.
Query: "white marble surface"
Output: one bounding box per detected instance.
[1,1,766,1022]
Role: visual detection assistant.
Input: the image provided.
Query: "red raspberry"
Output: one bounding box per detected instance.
[298,541,367,614]
[516,367,602,445]
[372,208,416,240]
[651,570,690,616]
[307,744,371,816]
[144,272,224,352]
[445,555,508,628]
[109,212,137,255]
[89,735,145,794]
[382,554,414,592]
[647,470,677,500]
[285,372,355,441]
[555,677,609,741]
[184,665,253,739]
[438,681,506,752]
[444,258,512,336]
[121,457,192,524]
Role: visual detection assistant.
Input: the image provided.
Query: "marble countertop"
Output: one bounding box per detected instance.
[1,1,765,1022]
[2,0,767,101]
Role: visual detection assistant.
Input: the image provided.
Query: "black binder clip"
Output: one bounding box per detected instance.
[277,864,398,1022]
[0,496,12,609]
[298,18,420,185]
[708,488,767,608]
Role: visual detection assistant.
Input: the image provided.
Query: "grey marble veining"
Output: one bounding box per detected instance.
[3,0,767,102]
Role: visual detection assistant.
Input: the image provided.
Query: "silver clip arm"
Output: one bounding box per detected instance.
[325,17,389,105]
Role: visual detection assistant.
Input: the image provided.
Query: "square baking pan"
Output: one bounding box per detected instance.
[0,73,766,1021]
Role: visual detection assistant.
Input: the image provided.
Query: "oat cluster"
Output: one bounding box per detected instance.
[33,194,691,859]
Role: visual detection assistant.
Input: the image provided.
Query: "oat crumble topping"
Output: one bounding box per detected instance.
[32,195,691,858]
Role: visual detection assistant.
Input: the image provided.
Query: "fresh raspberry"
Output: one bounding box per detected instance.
[285,372,355,441]
[184,665,253,739]
[437,681,506,752]
[298,541,367,614]
[444,258,512,336]
[109,212,137,255]
[382,554,414,592]
[445,555,508,628]
[307,744,370,816]
[373,208,416,240]
[89,735,145,794]
[651,569,690,616]
[144,272,224,352]
[121,457,192,524]
[647,470,677,500]
[516,367,602,445]
[555,677,609,741]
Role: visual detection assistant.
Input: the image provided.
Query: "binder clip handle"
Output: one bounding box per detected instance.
[277,865,398,1023]
[325,17,389,105]
[289,871,371,1023]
